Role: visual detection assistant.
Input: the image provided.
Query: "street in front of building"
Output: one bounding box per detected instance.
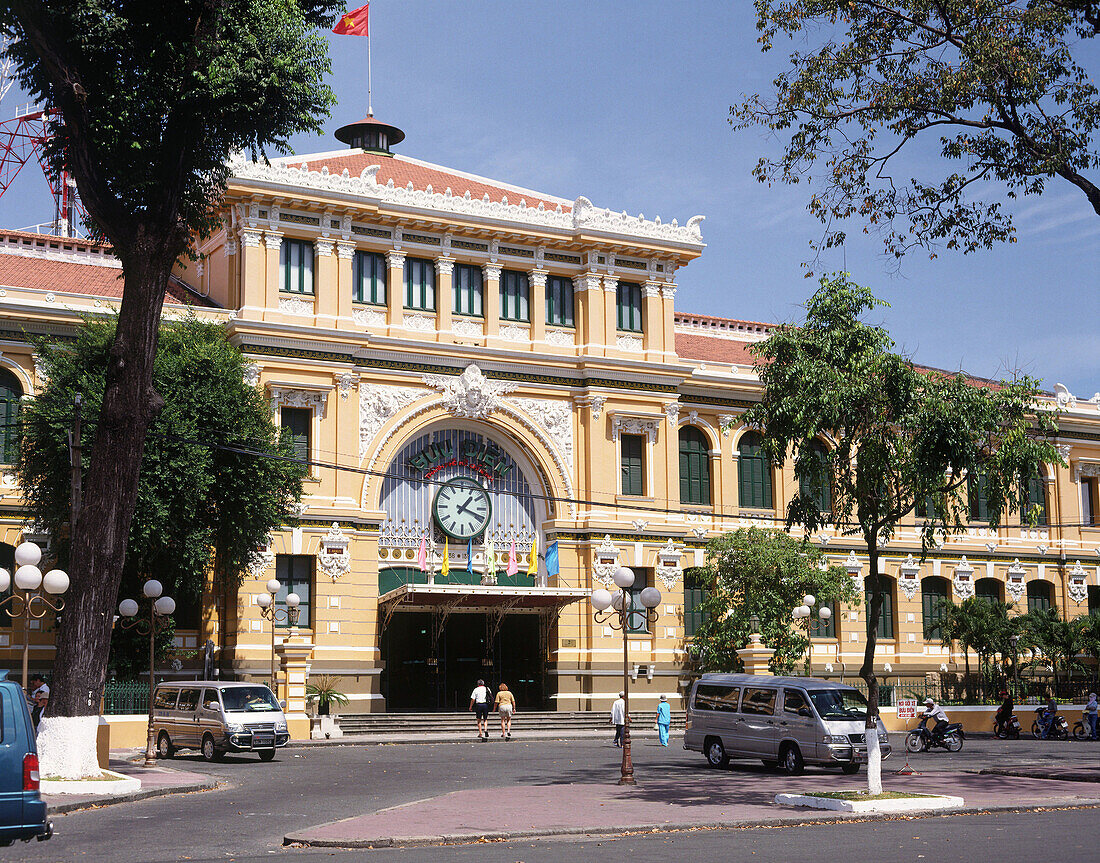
[2,736,1096,863]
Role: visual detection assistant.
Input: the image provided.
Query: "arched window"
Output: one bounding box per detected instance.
[679,426,711,505]
[921,576,951,640]
[864,575,895,639]
[799,440,831,513]
[738,432,772,509]
[975,578,1002,606]
[1027,580,1053,613]
[0,369,22,465]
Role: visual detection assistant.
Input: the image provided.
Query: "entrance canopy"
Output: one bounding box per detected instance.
[378,583,590,615]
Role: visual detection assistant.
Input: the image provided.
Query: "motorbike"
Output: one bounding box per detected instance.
[905,715,964,753]
[993,713,1021,739]
[1031,707,1069,740]
[1071,711,1097,741]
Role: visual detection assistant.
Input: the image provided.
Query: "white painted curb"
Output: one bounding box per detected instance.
[775,792,965,814]
[41,769,142,796]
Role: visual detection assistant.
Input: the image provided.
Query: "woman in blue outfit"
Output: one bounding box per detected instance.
[655,694,671,746]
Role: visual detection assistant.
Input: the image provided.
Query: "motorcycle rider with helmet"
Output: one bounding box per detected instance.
[921,697,950,741]
[994,690,1014,736]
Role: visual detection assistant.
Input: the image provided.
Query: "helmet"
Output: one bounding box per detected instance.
[924,697,935,706]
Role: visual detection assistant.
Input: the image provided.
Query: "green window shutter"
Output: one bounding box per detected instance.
[545,276,575,326]
[865,575,894,639]
[616,282,642,332]
[969,472,989,521]
[799,442,831,512]
[1027,581,1052,613]
[815,600,835,638]
[921,577,949,640]
[453,264,484,317]
[738,434,772,508]
[353,251,386,304]
[621,434,644,496]
[975,578,1001,605]
[500,271,530,322]
[0,369,20,465]
[280,239,314,294]
[404,258,435,310]
[1026,473,1047,525]
[281,407,311,464]
[679,426,710,505]
[274,554,312,628]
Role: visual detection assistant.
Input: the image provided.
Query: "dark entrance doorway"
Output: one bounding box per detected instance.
[381,611,547,712]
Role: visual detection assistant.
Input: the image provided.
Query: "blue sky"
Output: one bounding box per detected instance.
[1,2,1097,395]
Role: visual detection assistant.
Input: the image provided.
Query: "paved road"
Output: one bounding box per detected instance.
[2,734,1097,863]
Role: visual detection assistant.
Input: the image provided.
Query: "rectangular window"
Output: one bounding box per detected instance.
[740,687,777,715]
[545,275,575,327]
[1083,477,1099,527]
[625,569,653,633]
[684,571,709,639]
[616,282,642,332]
[352,251,386,305]
[813,600,836,638]
[500,270,530,322]
[453,264,484,317]
[865,577,895,639]
[280,239,314,295]
[1089,585,1100,617]
[969,471,990,521]
[274,554,312,627]
[153,688,179,710]
[404,257,436,310]
[783,689,810,716]
[177,688,200,712]
[280,407,311,465]
[620,434,645,497]
[693,684,740,712]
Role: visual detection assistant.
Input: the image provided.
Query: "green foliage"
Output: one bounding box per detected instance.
[690,527,861,675]
[743,273,1060,704]
[934,598,1017,698]
[108,617,177,681]
[736,2,1100,266]
[16,316,304,670]
[1016,607,1088,685]
[1,0,340,244]
[305,674,349,715]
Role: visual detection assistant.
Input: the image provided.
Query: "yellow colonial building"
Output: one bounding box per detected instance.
[1,116,1099,715]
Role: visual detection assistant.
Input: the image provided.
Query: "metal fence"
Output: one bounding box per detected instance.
[103,680,148,715]
[849,677,1098,707]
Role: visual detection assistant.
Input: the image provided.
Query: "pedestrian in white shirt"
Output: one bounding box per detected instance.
[610,692,626,747]
[469,679,491,740]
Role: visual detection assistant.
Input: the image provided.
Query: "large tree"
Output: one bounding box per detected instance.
[744,273,1059,792]
[1,0,338,776]
[735,2,1100,263]
[691,527,860,675]
[17,316,304,679]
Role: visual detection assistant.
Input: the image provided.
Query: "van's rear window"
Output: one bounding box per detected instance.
[693,684,740,712]
[153,689,178,710]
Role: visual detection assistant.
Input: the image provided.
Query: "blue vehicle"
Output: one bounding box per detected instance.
[0,672,51,846]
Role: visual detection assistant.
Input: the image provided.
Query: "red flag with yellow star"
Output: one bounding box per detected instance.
[333,3,369,36]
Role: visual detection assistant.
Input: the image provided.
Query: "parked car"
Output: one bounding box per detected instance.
[150,681,290,762]
[0,672,51,846]
[683,673,892,775]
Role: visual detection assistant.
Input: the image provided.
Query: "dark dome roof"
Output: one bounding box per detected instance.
[334,115,405,153]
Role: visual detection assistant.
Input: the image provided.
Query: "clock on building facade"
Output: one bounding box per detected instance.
[432,476,493,540]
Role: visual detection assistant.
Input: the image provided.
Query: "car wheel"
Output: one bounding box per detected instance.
[905,731,926,753]
[779,743,804,776]
[258,748,276,762]
[156,731,174,759]
[944,731,963,752]
[201,734,222,763]
[704,737,729,768]
[841,763,860,775]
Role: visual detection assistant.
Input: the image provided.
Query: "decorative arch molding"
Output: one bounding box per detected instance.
[676,414,721,452]
[0,355,33,396]
[360,399,577,517]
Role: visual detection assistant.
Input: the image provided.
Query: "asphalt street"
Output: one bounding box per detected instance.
[3,734,1098,863]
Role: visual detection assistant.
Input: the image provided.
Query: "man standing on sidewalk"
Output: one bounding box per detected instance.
[469,679,491,740]
[610,692,626,747]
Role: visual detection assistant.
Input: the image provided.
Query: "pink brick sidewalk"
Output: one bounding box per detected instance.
[287,770,1100,848]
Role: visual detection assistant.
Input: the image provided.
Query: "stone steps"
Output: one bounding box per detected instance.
[337,710,686,737]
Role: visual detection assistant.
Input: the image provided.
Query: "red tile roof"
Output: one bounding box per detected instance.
[288,152,572,213]
[675,332,758,365]
[0,253,216,307]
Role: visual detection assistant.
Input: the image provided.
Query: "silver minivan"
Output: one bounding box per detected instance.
[151,681,290,762]
[683,673,892,775]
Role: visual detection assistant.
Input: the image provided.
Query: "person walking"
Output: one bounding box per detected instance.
[494,683,516,739]
[610,692,625,747]
[28,674,49,729]
[469,679,491,740]
[1085,692,1098,741]
[655,694,671,746]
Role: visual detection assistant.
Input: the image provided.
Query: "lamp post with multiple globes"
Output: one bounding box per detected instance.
[117,580,175,767]
[792,594,832,675]
[590,566,661,785]
[0,541,69,698]
[256,578,300,695]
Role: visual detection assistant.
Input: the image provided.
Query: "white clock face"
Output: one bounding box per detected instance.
[433,477,492,540]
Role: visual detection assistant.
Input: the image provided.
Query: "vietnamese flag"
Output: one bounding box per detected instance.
[333,3,369,36]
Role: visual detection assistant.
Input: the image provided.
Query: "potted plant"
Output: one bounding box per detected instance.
[306,675,349,739]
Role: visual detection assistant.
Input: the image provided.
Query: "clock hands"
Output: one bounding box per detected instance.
[456,495,475,516]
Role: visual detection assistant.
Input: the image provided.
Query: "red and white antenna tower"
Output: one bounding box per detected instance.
[0,37,85,237]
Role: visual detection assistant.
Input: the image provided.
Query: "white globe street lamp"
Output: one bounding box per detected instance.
[116,581,175,767]
[257,579,302,695]
[0,542,68,700]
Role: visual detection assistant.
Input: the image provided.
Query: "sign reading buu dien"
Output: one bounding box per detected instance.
[407,438,513,481]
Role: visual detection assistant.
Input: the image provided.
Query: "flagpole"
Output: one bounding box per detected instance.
[367,5,373,115]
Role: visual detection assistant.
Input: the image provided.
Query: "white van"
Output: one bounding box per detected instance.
[151,681,290,762]
[683,673,891,775]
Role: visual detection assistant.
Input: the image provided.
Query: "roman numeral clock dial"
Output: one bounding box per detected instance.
[432,477,493,540]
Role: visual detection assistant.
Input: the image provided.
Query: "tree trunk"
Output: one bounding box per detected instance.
[37,236,172,778]
[860,535,883,795]
[963,648,971,703]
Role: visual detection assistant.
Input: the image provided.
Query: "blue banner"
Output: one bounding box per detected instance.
[545,540,559,577]
[467,538,474,573]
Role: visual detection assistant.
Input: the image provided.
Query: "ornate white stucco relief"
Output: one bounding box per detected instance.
[423,365,516,420]
[318,522,352,581]
[242,362,261,388]
[452,319,483,338]
[509,397,574,473]
[499,325,530,342]
[353,307,386,327]
[279,297,314,316]
[1068,560,1089,604]
[403,313,436,333]
[610,415,660,443]
[655,539,683,591]
[616,335,643,352]
[545,329,575,347]
[899,554,921,600]
[358,383,425,459]
[593,534,620,587]
[246,538,275,580]
[335,372,358,400]
[953,557,975,599]
[269,386,329,419]
[1006,559,1027,602]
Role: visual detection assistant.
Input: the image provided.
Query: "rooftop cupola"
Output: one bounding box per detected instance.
[334,114,405,155]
